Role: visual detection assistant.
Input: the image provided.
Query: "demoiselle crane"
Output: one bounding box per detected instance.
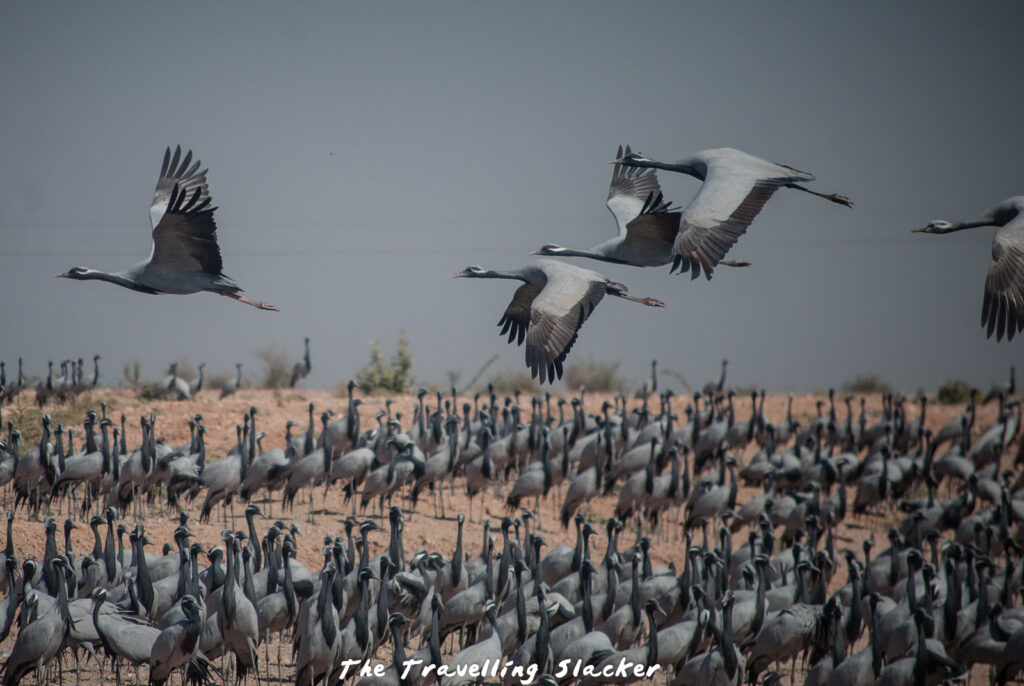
[913,196,1024,341]
[533,145,750,270]
[454,260,664,383]
[57,145,278,311]
[612,147,852,279]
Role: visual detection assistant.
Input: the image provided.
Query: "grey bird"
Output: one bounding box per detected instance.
[454,260,664,383]
[290,337,312,387]
[2,559,73,686]
[149,594,211,686]
[533,145,750,269]
[57,145,278,311]
[613,147,852,279]
[913,196,1024,341]
[92,587,161,685]
[220,363,244,400]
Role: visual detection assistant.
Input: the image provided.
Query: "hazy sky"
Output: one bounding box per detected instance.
[2,2,1022,395]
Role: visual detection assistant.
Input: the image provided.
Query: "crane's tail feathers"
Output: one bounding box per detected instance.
[184,652,217,686]
[787,183,854,208]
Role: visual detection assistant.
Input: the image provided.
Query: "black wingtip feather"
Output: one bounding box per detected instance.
[169,146,182,177]
[997,297,1008,341]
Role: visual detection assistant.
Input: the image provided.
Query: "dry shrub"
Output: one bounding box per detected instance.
[565,357,626,393]
[123,359,142,389]
[841,374,893,395]
[485,369,540,394]
[255,347,292,389]
[355,331,414,394]
[205,372,233,391]
[937,379,972,405]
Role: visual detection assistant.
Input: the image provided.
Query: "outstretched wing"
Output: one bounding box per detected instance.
[147,146,223,275]
[524,264,607,384]
[671,176,782,282]
[606,144,666,237]
[673,150,810,280]
[498,283,541,347]
[982,220,1024,341]
[619,192,680,259]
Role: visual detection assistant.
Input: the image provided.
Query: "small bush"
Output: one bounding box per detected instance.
[205,372,233,391]
[355,331,414,394]
[486,369,541,394]
[840,374,893,395]
[123,359,142,389]
[255,347,292,389]
[565,357,627,393]
[135,382,163,400]
[937,379,972,405]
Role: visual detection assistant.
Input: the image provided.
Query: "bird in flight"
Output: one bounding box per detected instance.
[58,146,278,311]
[532,145,751,270]
[612,147,852,280]
[914,196,1024,341]
[455,259,664,384]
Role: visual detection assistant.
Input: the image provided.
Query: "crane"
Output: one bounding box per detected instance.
[57,146,278,311]
[454,260,663,383]
[612,147,852,279]
[533,145,751,270]
[913,196,1024,341]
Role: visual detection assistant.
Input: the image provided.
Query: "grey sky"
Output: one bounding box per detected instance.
[1,2,1021,394]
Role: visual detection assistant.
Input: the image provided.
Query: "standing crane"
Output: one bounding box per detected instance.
[290,338,312,387]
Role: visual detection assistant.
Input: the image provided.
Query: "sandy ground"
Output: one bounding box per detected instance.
[0,385,1011,684]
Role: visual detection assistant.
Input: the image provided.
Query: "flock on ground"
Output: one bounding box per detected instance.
[55,144,1024,386]
[0,355,1021,686]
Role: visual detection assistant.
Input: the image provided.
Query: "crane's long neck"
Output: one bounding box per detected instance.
[924,220,993,234]
[476,269,529,282]
[76,269,159,293]
[651,159,705,180]
[544,246,628,264]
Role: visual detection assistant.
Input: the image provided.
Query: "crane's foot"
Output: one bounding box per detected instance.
[228,293,280,311]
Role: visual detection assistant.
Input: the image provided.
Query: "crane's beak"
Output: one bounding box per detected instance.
[528,250,540,255]
[911,227,926,233]
[609,158,624,165]
[55,273,68,278]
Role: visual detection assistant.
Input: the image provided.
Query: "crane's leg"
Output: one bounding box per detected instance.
[223,293,280,312]
[277,634,284,686]
[785,183,853,208]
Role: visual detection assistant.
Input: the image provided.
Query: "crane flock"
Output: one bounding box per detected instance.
[0,360,1020,686]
